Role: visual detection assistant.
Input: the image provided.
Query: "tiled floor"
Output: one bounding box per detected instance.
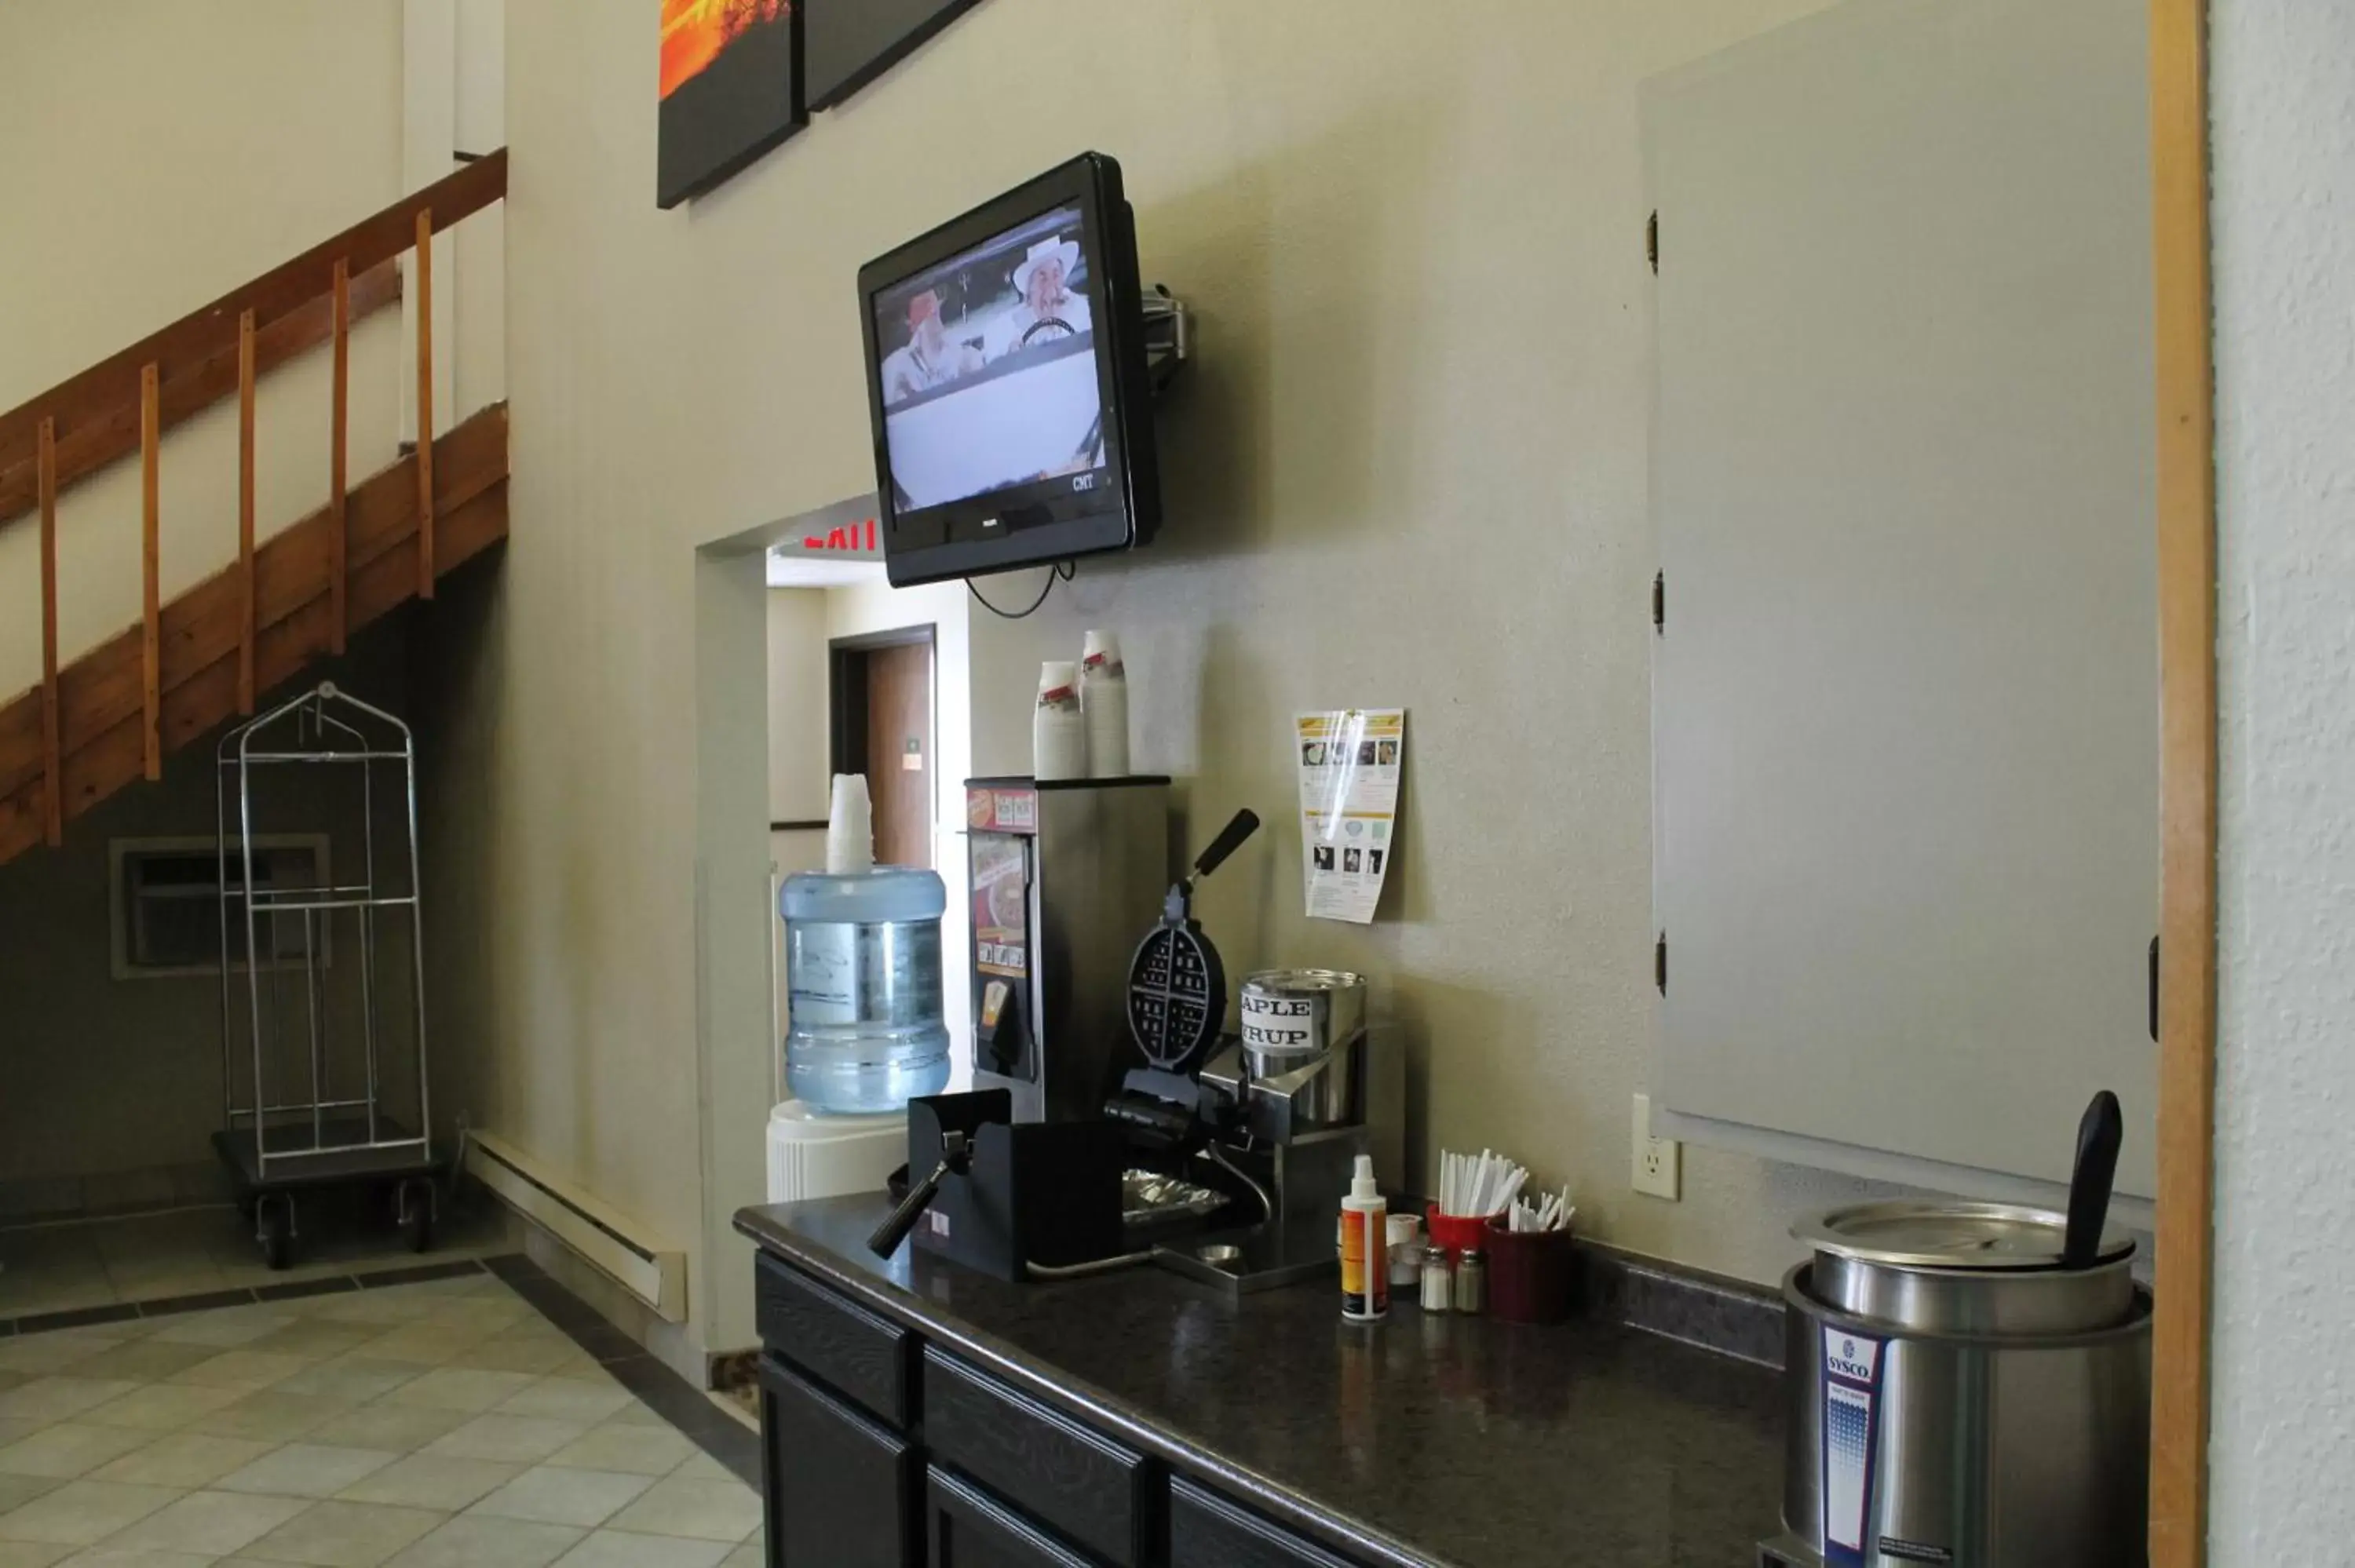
[0,1266,763,1566]
[0,1205,516,1324]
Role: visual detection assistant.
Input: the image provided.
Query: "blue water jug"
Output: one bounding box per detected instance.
[780,866,951,1114]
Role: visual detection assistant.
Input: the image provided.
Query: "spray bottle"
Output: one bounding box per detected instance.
[1339,1154,1389,1322]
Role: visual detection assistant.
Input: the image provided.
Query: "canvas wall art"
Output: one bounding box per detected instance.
[658,0,805,209]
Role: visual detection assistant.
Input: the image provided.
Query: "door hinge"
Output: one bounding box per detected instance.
[1647,210,1659,275]
[1656,932,1668,995]
[1652,571,1665,633]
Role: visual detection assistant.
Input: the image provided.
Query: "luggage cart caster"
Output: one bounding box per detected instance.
[397,1177,436,1255]
[256,1194,297,1271]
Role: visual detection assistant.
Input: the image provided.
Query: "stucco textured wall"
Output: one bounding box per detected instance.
[2209,0,2355,1557]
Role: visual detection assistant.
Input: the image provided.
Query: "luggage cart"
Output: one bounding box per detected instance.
[214,683,440,1270]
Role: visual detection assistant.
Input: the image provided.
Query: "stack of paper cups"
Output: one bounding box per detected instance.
[1081,630,1129,779]
[824,773,874,873]
[1033,662,1086,782]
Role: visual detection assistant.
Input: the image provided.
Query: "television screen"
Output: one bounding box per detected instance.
[872,206,1107,512]
[860,153,1159,588]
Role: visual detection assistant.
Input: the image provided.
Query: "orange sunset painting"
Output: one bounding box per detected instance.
[656,0,805,208]
[660,0,787,100]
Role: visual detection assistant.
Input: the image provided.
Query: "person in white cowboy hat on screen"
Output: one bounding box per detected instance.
[984,233,1090,361]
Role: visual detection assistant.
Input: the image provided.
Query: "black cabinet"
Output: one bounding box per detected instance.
[928,1466,1101,1568]
[922,1347,1156,1567]
[755,1250,915,1426]
[761,1354,918,1567]
[1169,1478,1361,1568]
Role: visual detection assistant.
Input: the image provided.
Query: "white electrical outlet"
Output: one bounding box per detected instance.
[1632,1093,1682,1201]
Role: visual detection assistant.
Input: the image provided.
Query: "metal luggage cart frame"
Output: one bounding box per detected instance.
[214,682,440,1269]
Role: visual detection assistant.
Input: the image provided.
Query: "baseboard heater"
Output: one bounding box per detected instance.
[465,1130,688,1323]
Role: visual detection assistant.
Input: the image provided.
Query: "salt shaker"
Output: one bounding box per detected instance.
[1419,1245,1454,1312]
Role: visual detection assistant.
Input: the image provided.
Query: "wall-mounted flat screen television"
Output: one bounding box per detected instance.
[859,152,1159,587]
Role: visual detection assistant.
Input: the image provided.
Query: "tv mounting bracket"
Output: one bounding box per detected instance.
[1142,285,1191,394]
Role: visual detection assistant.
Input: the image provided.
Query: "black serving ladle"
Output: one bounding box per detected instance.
[2061,1090,2124,1271]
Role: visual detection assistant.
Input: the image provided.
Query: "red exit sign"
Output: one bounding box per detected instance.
[798,517,878,553]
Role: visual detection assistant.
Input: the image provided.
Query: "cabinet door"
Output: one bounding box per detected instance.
[1169,1479,1360,1568]
[927,1467,1101,1568]
[1646,0,2160,1198]
[761,1355,917,1567]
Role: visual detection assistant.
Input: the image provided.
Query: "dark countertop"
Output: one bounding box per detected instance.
[737,1195,1785,1568]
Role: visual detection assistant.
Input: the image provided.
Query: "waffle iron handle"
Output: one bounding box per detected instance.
[1192,810,1261,883]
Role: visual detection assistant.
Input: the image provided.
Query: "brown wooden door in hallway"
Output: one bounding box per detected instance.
[856,639,933,869]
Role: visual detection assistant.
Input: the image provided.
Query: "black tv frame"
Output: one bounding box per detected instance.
[858,152,1161,589]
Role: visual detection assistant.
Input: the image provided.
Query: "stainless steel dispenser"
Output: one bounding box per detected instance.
[966,777,1170,1124]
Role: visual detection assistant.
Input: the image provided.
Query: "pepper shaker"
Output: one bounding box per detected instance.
[1452,1247,1487,1315]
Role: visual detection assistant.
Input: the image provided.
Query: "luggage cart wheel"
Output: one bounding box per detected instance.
[256,1195,295,1271]
[397,1178,436,1255]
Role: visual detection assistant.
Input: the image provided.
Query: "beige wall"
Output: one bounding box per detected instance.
[446,0,1921,1358]
[765,589,831,824]
[0,0,410,695]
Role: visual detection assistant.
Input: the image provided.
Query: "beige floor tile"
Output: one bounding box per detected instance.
[0,1475,62,1515]
[102,1489,311,1557]
[594,1405,667,1431]
[266,1362,418,1406]
[236,1499,446,1568]
[601,1481,758,1545]
[661,1454,730,1485]
[76,1383,244,1434]
[0,1541,68,1567]
[717,1542,760,1568]
[0,1425,154,1482]
[166,1351,314,1392]
[148,1314,296,1351]
[0,1481,182,1546]
[49,1548,218,1567]
[59,1344,221,1386]
[335,1457,520,1513]
[349,1327,487,1370]
[491,1382,631,1428]
[541,1424,692,1479]
[383,1372,537,1417]
[0,1341,109,1380]
[214,1446,398,1501]
[0,1427,36,1456]
[90,1433,276,1490]
[304,1300,434,1332]
[378,1515,582,1568]
[299,1406,465,1457]
[418,1416,585,1466]
[445,1340,576,1377]
[553,1530,732,1568]
[184,1393,354,1445]
[0,1384,143,1427]
[467,1468,653,1530]
[236,1326,382,1362]
[0,1376,26,1397]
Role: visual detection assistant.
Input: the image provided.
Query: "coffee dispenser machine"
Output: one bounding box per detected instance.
[966,777,1170,1123]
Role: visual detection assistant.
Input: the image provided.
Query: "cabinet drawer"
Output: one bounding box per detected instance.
[757,1251,914,1428]
[761,1355,918,1567]
[1169,1478,1359,1568]
[921,1347,1156,1567]
[927,1467,1099,1567]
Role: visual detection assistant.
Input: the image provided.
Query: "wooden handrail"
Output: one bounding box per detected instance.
[0,148,506,505]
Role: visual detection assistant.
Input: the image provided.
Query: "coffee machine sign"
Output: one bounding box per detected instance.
[1821,1326,1887,1568]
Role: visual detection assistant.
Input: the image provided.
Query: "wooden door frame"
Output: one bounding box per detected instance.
[2148,1,2216,1564]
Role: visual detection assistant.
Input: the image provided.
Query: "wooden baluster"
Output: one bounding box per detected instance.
[237,308,257,714]
[37,418,60,844]
[330,259,350,655]
[414,209,435,600]
[140,363,161,781]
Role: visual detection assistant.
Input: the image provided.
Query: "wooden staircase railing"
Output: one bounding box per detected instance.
[0,150,509,866]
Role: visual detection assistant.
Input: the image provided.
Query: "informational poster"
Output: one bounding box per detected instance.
[1295,709,1405,924]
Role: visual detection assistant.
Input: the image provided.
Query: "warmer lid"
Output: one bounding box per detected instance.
[1794,1198,2134,1271]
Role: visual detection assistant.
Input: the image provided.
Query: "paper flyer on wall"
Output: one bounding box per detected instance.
[1296,709,1404,924]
